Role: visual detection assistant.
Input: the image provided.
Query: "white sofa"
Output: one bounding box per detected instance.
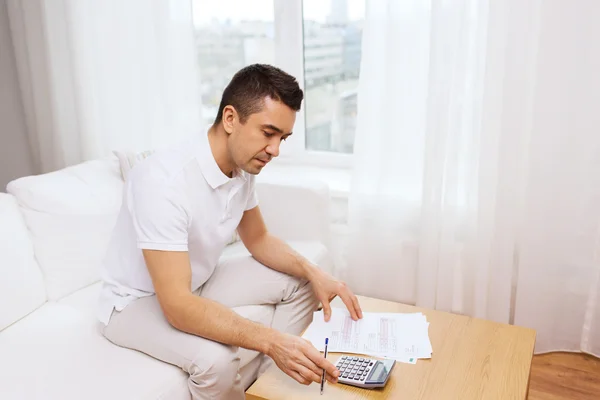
[0,156,332,400]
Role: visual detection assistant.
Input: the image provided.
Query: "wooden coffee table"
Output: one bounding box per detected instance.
[245,295,536,399]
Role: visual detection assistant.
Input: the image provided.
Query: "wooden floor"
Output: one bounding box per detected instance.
[528,352,600,399]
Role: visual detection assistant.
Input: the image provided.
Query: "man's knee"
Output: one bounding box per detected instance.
[187,345,241,395]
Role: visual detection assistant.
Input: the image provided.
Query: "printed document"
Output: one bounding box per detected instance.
[302,307,432,363]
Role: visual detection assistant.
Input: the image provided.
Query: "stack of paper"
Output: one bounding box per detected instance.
[302,307,432,364]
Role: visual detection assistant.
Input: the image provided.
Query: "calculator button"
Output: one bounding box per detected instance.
[369,362,373,366]
[358,358,364,362]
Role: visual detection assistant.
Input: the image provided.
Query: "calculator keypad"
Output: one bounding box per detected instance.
[335,356,374,383]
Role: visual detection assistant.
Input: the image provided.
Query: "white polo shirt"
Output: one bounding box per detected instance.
[97,130,258,325]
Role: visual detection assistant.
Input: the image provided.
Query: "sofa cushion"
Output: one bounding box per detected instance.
[6,157,124,300]
[0,302,190,400]
[0,300,266,399]
[58,281,104,321]
[113,149,155,180]
[0,194,46,331]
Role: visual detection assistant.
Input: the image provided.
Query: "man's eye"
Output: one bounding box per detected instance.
[281,136,288,142]
[263,131,274,138]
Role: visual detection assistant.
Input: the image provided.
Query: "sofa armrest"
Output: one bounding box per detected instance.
[255,179,331,248]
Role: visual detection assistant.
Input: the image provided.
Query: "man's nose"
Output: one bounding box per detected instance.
[266,140,280,158]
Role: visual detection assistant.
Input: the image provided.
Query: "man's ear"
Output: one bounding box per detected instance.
[222,105,237,135]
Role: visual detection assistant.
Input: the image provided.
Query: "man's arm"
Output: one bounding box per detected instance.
[143,248,339,385]
[235,206,313,280]
[143,249,272,351]
[237,206,363,322]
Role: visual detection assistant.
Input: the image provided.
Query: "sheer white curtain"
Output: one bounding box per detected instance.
[344,0,600,356]
[6,0,202,173]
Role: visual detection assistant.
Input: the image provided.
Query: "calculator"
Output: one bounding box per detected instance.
[334,356,396,389]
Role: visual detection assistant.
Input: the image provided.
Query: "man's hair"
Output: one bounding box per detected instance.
[214,64,304,124]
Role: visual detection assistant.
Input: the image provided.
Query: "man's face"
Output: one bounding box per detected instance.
[225,97,296,175]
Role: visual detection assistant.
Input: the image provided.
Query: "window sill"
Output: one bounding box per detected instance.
[257,160,352,199]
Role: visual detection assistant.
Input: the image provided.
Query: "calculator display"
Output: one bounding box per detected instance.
[369,362,387,382]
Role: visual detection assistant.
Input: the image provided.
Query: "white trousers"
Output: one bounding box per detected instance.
[102,254,319,400]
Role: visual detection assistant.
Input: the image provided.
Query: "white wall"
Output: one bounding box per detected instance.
[0,0,34,191]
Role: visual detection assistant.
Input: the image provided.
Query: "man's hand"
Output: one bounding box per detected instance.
[267,332,339,386]
[308,269,363,322]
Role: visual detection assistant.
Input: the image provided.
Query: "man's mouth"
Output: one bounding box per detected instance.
[255,158,269,165]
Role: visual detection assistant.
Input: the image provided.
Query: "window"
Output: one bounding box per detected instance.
[192,0,364,163]
[303,0,364,154]
[192,0,275,127]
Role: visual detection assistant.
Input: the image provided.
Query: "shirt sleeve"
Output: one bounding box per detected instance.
[127,178,190,251]
[245,175,259,211]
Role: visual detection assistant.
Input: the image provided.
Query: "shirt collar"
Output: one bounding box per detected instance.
[197,127,246,189]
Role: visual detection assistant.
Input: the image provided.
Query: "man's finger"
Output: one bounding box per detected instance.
[306,350,339,379]
[340,293,359,320]
[296,364,322,384]
[288,369,310,385]
[352,294,363,319]
[301,342,339,382]
[322,299,332,322]
[326,372,338,384]
[298,353,324,377]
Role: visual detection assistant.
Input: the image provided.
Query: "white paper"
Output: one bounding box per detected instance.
[302,307,432,363]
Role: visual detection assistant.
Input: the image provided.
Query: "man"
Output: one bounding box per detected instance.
[97,64,363,399]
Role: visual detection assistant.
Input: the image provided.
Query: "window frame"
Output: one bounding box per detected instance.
[273,0,355,169]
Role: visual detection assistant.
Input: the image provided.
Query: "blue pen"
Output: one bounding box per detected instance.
[320,338,329,395]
